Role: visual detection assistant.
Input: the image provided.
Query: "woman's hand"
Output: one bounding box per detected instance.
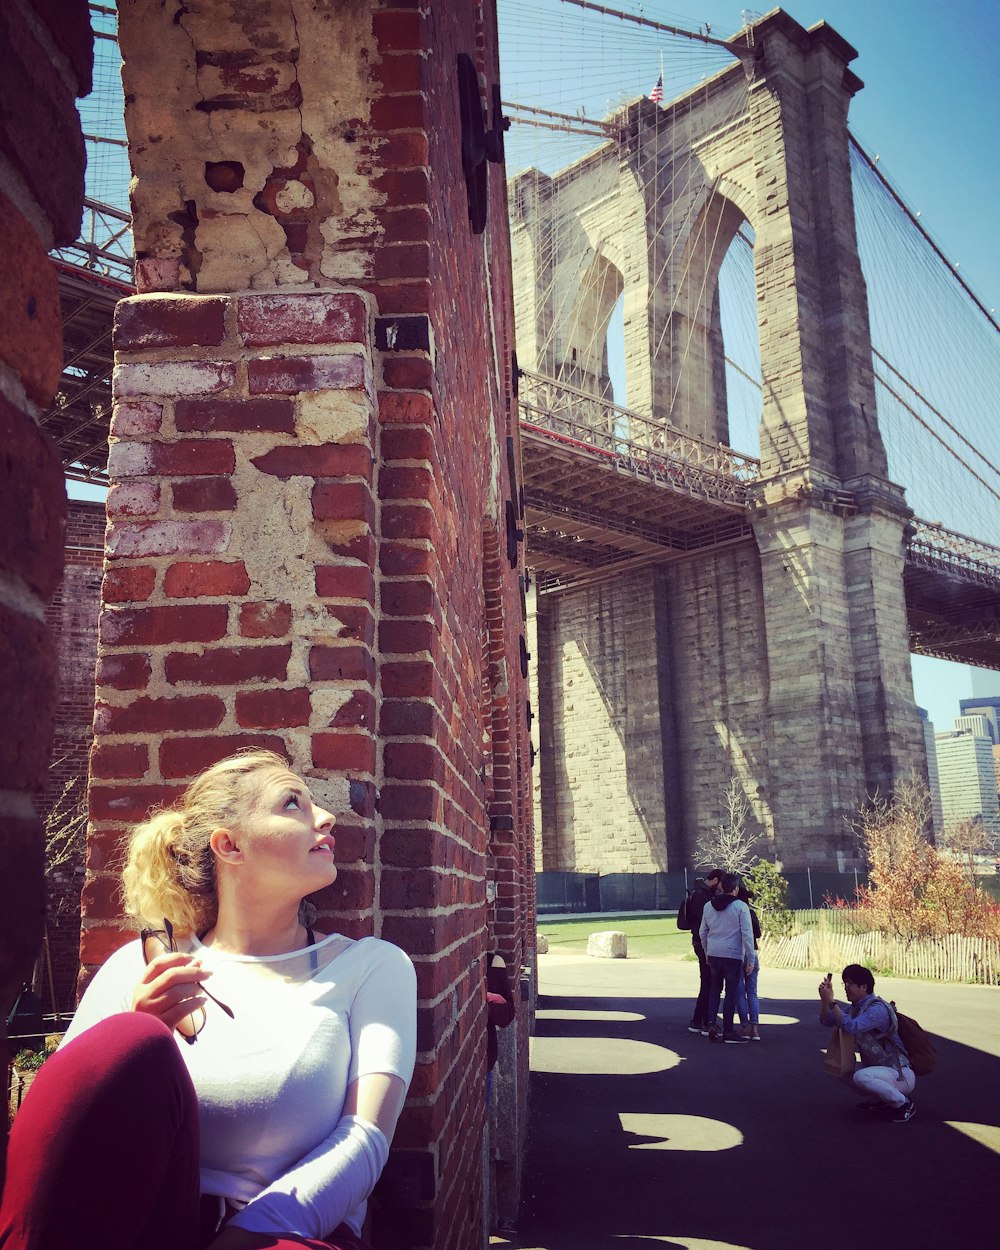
[131,948,211,1033]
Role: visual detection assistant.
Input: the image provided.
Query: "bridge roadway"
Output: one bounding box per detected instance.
[47,261,1000,672]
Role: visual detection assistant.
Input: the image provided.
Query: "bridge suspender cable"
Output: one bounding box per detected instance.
[850,134,1000,335]
[874,372,1000,505]
[872,349,999,480]
[558,0,736,51]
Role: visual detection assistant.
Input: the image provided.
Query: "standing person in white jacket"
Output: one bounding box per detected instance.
[698,872,756,1045]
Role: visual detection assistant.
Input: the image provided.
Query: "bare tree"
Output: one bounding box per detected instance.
[43,774,88,915]
[694,778,761,875]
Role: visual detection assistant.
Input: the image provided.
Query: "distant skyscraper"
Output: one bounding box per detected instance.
[918,708,943,834]
[959,695,1000,745]
[935,723,1000,838]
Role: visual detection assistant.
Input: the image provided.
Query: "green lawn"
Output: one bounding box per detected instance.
[537,913,694,960]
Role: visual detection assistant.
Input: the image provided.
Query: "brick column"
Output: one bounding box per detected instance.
[0,0,91,1108]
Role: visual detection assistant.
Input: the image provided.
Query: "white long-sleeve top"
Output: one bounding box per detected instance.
[62,932,416,1237]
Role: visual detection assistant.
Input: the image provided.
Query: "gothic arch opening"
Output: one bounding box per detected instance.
[558,252,624,401]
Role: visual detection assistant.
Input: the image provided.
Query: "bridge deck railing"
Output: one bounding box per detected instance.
[908,519,1000,587]
[518,369,760,509]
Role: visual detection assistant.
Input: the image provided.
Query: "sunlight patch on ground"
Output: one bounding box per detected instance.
[757,1013,799,1026]
[535,1008,645,1022]
[618,1113,743,1152]
[530,1036,681,1074]
[946,1121,1000,1154]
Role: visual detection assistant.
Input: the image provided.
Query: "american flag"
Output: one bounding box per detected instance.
[649,74,663,104]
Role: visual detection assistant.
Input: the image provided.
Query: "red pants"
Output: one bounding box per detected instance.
[0,1014,364,1250]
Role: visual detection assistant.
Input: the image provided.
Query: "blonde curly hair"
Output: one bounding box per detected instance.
[122,749,289,936]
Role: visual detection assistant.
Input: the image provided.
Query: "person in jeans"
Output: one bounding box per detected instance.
[698,871,755,1044]
[818,963,916,1121]
[735,884,762,1040]
[686,869,722,1033]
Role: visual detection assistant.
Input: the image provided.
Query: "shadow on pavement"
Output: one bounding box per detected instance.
[512,973,999,1250]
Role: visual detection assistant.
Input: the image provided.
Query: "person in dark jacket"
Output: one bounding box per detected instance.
[698,872,755,1044]
[686,868,722,1033]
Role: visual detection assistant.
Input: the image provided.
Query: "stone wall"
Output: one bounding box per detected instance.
[83,3,531,1246]
[0,0,91,1089]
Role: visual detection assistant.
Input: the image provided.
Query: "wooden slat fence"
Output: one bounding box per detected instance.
[759,912,1000,984]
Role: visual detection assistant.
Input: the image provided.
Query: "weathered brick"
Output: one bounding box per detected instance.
[102,565,156,604]
[247,355,370,396]
[309,645,376,685]
[381,356,433,391]
[79,925,131,970]
[315,565,375,601]
[239,601,292,638]
[252,445,373,480]
[174,397,295,434]
[164,560,250,598]
[378,465,434,500]
[380,500,432,540]
[381,660,441,699]
[312,481,375,524]
[95,651,151,691]
[377,206,432,246]
[101,604,229,646]
[106,481,161,517]
[373,243,431,282]
[105,519,231,559]
[381,579,434,617]
[237,292,368,347]
[379,699,436,738]
[95,693,225,734]
[311,732,376,773]
[114,361,237,397]
[165,644,291,686]
[379,618,434,654]
[110,400,163,437]
[378,390,434,425]
[172,477,238,512]
[235,687,311,729]
[326,689,377,729]
[160,734,287,779]
[90,742,149,780]
[372,9,423,51]
[384,741,444,783]
[379,541,433,576]
[369,92,427,131]
[324,604,375,646]
[114,295,227,350]
[89,784,183,823]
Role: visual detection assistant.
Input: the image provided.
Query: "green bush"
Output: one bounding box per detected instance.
[745,860,794,937]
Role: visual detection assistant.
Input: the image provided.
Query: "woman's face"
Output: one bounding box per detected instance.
[234,767,338,894]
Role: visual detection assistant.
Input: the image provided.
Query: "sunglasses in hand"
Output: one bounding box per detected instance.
[140,917,235,1044]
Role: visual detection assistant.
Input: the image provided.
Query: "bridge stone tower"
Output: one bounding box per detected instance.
[515,11,925,873]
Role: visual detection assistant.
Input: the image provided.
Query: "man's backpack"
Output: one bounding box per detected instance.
[676,893,692,931]
[872,996,938,1077]
[892,1005,938,1076]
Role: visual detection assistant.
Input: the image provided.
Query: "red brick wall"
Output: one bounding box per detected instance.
[88,3,532,1243]
[0,0,91,1081]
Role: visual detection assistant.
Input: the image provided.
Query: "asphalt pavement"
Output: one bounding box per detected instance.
[494,948,1000,1250]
